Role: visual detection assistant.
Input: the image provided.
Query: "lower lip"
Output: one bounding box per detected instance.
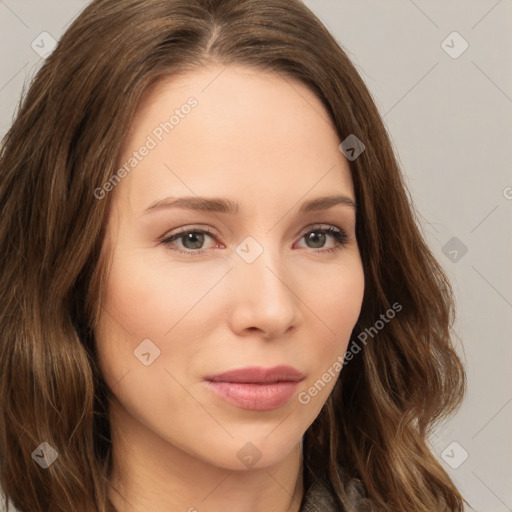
[205,381,300,411]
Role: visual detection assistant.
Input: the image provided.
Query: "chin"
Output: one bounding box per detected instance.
[194,431,302,471]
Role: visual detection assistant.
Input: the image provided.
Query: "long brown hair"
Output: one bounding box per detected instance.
[0,0,467,510]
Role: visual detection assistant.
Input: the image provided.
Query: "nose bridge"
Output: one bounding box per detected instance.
[236,234,289,299]
[229,233,300,335]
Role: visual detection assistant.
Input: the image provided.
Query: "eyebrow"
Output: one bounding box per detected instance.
[142,194,356,216]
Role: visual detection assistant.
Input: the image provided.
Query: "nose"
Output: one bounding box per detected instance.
[227,242,302,340]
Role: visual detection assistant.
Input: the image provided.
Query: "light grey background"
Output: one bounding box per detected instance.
[1,1,511,511]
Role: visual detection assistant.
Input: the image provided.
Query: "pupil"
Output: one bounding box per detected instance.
[307,231,325,248]
[184,232,204,249]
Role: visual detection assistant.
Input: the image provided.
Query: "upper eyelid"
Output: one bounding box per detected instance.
[161,223,349,244]
[163,222,347,235]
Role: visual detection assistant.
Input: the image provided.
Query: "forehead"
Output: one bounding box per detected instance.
[116,64,354,216]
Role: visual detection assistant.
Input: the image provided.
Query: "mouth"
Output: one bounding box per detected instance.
[203,365,305,411]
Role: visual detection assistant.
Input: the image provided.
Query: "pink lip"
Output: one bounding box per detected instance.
[203,365,305,411]
[204,365,304,383]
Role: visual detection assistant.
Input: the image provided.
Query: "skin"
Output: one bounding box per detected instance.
[94,64,365,512]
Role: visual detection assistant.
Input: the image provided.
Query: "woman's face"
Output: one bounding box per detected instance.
[94,64,364,471]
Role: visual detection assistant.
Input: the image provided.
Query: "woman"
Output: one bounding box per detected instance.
[0,0,468,511]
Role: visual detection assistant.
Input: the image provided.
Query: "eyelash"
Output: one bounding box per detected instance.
[160,225,349,256]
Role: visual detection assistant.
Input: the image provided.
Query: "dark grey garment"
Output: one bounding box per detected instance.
[299,476,339,511]
[299,466,380,512]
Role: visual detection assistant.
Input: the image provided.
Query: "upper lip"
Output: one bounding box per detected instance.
[204,365,305,384]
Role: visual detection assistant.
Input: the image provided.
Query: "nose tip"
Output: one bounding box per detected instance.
[228,246,301,338]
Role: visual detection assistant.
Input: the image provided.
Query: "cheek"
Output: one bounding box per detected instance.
[297,259,364,397]
[96,245,365,366]
[307,257,364,340]
[92,251,215,435]
[99,247,226,335]
[333,268,364,339]
[93,248,229,386]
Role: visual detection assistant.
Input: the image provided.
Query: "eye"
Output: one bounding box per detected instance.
[160,225,349,256]
[296,226,349,253]
[160,226,218,255]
